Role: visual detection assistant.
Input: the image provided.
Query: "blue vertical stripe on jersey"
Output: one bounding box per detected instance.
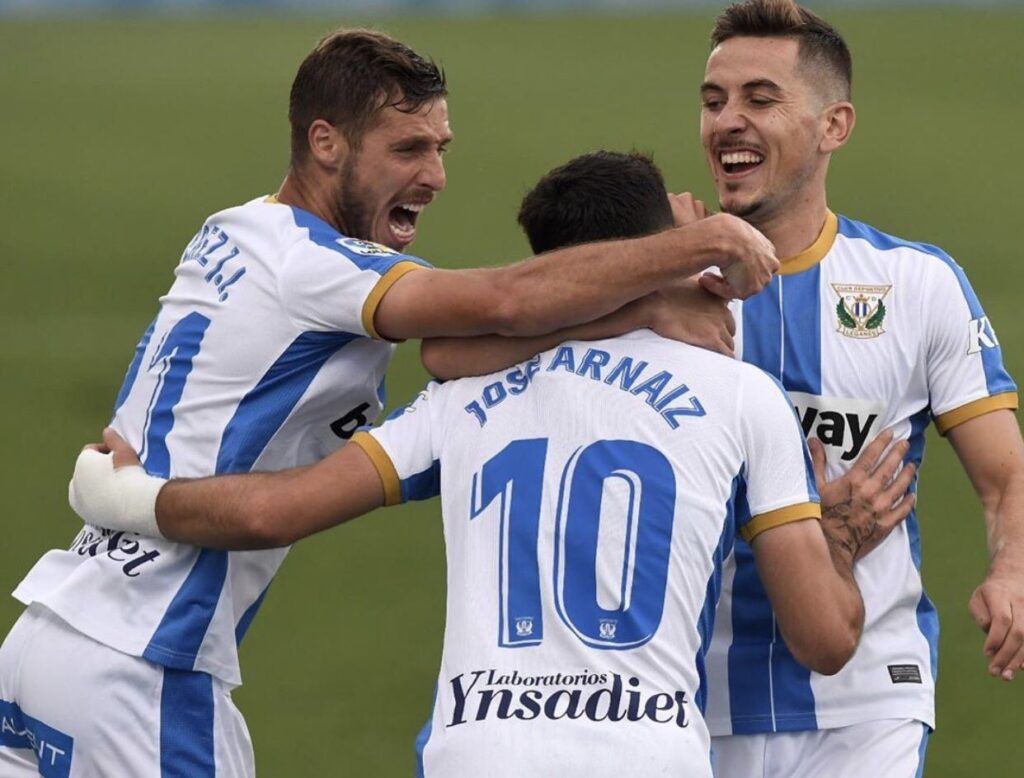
[695,472,739,714]
[837,215,1016,396]
[781,267,823,395]
[402,460,442,502]
[740,276,782,378]
[160,668,215,778]
[914,724,931,778]
[235,585,270,645]
[112,316,157,413]
[906,406,940,681]
[0,700,74,778]
[414,685,438,778]
[143,549,229,669]
[287,205,431,275]
[216,331,360,474]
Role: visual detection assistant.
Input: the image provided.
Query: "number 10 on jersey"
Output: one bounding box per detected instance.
[470,439,676,652]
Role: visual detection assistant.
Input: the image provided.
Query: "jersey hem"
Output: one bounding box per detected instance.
[741,502,821,542]
[351,432,403,506]
[361,261,427,340]
[705,700,935,737]
[934,391,1018,435]
[9,598,244,686]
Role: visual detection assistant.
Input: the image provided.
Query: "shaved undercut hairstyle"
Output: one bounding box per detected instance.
[289,28,447,165]
[517,151,675,255]
[711,0,852,101]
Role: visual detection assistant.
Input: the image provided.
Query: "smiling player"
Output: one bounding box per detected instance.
[0,29,778,778]
[694,3,1024,777]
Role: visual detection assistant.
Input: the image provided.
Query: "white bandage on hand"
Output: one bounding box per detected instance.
[68,449,167,538]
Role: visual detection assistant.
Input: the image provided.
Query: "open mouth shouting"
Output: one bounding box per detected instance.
[718,148,765,179]
[387,200,429,248]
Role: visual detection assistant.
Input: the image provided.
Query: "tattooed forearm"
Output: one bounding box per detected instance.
[821,497,878,576]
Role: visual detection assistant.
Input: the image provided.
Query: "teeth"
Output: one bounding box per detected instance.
[398,203,425,213]
[720,151,764,166]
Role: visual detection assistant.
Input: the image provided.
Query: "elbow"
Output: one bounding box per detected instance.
[420,339,457,382]
[793,605,864,676]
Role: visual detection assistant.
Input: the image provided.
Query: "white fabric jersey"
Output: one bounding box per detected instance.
[13,195,430,685]
[706,211,1018,736]
[351,332,820,778]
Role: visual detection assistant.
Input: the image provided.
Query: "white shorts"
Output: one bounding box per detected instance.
[712,719,929,778]
[0,604,254,777]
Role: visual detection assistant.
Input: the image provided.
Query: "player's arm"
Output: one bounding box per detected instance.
[750,518,863,676]
[947,410,1024,681]
[373,213,774,341]
[420,279,735,380]
[68,429,386,550]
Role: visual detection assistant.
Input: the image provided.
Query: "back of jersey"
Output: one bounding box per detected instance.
[355,331,819,777]
[14,196,428,685]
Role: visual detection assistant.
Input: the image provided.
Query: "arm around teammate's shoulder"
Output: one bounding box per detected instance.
[372,214,777,342]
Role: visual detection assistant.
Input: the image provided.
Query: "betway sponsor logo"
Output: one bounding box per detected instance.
[446,668,690,729]
[788,392,887,464]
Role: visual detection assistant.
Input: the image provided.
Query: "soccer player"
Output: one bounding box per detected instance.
[66,151,902,777]
[692,2,1024,776]
[0,30,778,778]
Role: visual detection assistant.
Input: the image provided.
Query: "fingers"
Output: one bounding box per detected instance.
[668,192,707,227]
[724,309,737,337]
[698,272,736,300]
[987,603,1022,680]
[808,438,828,491]
[881,461,916,506]
[969,588,993,633]
[103,427,142,470]
[981,589,1013,663]
[83,443,110,454]
[852,428,895,475]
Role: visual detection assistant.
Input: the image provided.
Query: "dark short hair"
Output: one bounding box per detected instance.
[517,151,675,254]
[289,28,447,165]
[711,0,852,100]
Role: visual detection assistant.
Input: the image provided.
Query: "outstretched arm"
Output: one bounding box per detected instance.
[69,429,386,550]
[947,409,1024,681]
[373,213,774,341]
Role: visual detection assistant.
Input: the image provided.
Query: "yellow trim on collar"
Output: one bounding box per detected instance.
[778,210,838,276]
[350,432,403,506]
[934,392,1019,436]
[740,502,821,543]
[264,194,280,204]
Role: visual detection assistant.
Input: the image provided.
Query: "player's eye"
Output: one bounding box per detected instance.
[749,97,776,107]
[702,99,723,111]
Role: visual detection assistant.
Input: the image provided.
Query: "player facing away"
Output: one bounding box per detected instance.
[65,151,909,777]
[0,30,780,778]
[696,3,1024,777]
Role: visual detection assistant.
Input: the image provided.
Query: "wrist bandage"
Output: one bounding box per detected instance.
[68,449,167,538]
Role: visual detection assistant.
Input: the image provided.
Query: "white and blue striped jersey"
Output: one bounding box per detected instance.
[13,195,430,685]
[705,211,1018,736]
[351,332,820,777]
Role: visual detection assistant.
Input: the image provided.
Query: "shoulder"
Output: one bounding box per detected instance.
[835,214,963,277]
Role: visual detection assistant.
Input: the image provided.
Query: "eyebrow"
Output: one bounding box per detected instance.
[392,133,453,148]
[700,78,785,94]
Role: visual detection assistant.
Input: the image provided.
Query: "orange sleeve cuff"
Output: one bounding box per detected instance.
[934,392,1018,436]
[740,502,821,543]
[361,261,428,341]
[350,432,402,507]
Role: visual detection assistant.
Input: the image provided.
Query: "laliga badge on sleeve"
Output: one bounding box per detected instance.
[337,237,399,257]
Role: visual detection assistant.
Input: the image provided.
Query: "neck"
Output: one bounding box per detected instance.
[276,168,343,232]
[749,189,829,260]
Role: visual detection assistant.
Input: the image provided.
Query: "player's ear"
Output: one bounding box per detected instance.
[307,119,348,169]
[820,101,855,154]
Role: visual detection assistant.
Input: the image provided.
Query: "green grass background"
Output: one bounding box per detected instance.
[2,9,1022,775]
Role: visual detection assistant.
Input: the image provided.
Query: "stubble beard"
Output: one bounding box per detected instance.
[332,155,375,242]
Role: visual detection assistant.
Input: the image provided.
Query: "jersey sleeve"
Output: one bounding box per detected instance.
[736,369,821,543]
[279,234,431,339]
[349,382,445,506]
[925,255,1018,435]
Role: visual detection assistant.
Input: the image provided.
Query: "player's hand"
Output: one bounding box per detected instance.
[668,192,708,227]
[81,428,142,469]
[644,277,735,356]
[969,567,1024,681]
[694,214,779,300]
[810,429,917,562]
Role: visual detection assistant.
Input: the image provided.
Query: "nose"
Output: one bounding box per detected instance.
[713,101,748,136]
[420,153,447,192]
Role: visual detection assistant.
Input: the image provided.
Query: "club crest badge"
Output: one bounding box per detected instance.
[515,617,534,637]
[831,283,892,339]
[598,619,618,640]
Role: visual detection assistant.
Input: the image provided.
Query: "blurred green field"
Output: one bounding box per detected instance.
[2,9,1023,776]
